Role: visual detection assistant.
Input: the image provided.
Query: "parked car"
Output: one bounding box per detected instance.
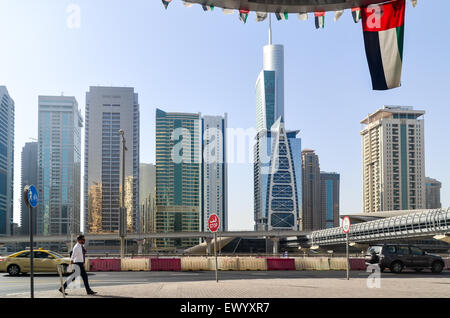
[365,244,445,274]
[0,248,71,276]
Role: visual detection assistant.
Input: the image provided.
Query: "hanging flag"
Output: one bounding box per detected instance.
[334,10,344,22]
[202,4,214,11]
[362,0,406,90]
[239,9,249,24]
[275,12,288,21]
[352,7,361,23]
[222,8,234,15]
[314,12,325,29]
[256,12,268,22]
[410,0,417,7]
[182,1,193,8]
[162,0,172,9]
[297,13,308,21]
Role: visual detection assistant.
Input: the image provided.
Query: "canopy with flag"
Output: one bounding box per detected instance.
[362,0,405,90]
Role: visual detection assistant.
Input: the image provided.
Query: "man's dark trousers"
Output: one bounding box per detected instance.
[64,263,92,292]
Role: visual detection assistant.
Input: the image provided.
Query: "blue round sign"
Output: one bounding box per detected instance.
[27,185,39,208]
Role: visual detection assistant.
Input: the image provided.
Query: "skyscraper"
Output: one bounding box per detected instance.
[425,177,441,209]
[320,172,340,229]
[254,118,302,231]
[140,163,156,233]
[302,149,321,231]
[0,86,14,236]
[201,114,228,232]
[254,16,302,231]
[84,87,140,234]
[20,142,38,235]
[38,96,83,235]
[361,106,425,213]
[255,16,284,131]
[155,108,201,249]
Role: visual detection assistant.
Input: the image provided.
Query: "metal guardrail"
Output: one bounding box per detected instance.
[0,230,311,243]
[310,208,450,246]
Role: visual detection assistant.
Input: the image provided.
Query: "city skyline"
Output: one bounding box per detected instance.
[1,1,449,231]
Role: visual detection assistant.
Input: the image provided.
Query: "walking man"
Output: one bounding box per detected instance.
[59,235,97,295]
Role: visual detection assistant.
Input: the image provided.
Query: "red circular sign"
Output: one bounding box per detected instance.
[342,216,351,234]
[208,214,220,232]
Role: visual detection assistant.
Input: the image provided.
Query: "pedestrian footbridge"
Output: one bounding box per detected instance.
[309,208,450,247]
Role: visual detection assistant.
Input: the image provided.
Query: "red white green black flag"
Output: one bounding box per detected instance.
[239,9,249,23]
[362,0,405,90]
[352,7,361,23]
[162,0,172,10]
[314,12,325,29]
[275,12,288,21]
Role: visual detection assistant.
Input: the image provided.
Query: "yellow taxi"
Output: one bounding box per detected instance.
[0,248,71,276]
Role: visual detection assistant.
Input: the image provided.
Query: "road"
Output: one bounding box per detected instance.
[1,270,449,297]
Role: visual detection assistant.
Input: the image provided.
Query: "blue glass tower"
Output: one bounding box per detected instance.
[0,86,14,236]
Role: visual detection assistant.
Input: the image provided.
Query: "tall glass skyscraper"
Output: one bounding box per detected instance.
[0,86,14,236]
[320,172,340,229]
[201,114,228,232]
[38,96,83,235]
[21,142,38,235]
[84,87,140,234]
[155,109,201,249]
[254,118,302,231]
[254,17,302,231]
[255,18,284,131]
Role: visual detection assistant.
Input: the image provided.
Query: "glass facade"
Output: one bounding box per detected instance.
[155,109,201,249]
[38,96,82,236]
[0,86,14,236]
[320,172,340,229]
[254,118,301,231]
[84,87,140,234]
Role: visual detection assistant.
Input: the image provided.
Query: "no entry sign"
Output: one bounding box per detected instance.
[208,214,220,232]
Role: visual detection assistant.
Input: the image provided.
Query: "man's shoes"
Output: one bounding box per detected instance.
[87,290,97,295]
[58,287,68,295]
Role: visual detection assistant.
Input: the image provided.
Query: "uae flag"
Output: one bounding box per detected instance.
[162,0,172,9]
[352,7,361,23]
[239,9,249,23]
[275,12,288,21]
[362,0,405,90]
[314,12,325,29]
[202,5,214,11]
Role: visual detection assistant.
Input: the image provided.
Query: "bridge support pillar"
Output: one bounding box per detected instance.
[271,237,280,256]
[205,238,212,256]
[137,240,144,255]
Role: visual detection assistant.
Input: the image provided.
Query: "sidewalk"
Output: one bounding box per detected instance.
[3,276,449,298]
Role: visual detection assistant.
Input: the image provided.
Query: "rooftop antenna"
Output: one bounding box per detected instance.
[268,13,272,45]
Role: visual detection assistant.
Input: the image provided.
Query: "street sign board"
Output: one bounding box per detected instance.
[342,216,351,234]
[24,185,39,208]
[208,214,220,233]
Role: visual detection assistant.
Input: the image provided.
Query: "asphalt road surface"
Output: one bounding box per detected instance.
[1,270,448,297]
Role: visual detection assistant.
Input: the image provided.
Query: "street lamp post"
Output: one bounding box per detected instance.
[119,129,128,260]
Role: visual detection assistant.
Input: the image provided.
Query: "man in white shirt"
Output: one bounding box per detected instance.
[59,235,97,295]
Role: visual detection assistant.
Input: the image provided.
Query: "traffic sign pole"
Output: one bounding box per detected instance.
[342,216,351,281]
[29,205,34,298]
[346,232,349,280]
[214,231,218,283]
[208,214,220,283]
[24,185,38,299]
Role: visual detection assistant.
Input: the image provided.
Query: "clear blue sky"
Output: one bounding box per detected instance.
[1,0,449,231]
